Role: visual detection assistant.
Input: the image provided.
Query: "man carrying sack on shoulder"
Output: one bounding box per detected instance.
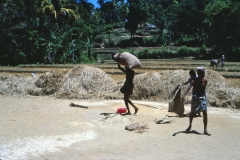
[113,52,141,115]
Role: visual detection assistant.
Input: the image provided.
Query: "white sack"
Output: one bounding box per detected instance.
[114,52,142,69]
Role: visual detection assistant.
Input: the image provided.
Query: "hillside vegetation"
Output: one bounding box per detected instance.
[1,0,240,66]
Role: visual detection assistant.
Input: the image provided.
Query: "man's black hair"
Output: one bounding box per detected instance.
[189,69,196,75]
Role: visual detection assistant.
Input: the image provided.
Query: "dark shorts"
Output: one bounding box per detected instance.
[191,96,207,112]
[120,83,134,95]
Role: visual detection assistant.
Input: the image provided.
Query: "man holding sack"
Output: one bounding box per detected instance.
[113,52,141,115]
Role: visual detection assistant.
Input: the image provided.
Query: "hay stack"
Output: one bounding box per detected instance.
[203,70,237,108]
[56,66,116,99]
[132,70,188,100]
[132,69,240,109]
[0,68,239,109]
[0,73,35,97]
[29,71,66,96]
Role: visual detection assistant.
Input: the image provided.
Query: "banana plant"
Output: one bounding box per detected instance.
[42,30,64,64]
[85,36,94,60]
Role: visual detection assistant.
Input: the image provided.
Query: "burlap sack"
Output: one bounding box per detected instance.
[114,52,141,69]
[168,85,185,116]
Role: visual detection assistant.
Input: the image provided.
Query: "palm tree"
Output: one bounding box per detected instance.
[57,7,80,25]
[79,0,95,17]
[36,0,57,20]
[118,2,129,23]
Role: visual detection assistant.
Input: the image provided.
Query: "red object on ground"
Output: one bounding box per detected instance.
[117,108,127,113]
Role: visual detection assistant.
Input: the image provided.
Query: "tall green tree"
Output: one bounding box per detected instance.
[0,0,28,65]
[148,0,179,44]
[204,0,240,58]
[118,1,129,23]
[125,0,149,38]
[100,1,118,24]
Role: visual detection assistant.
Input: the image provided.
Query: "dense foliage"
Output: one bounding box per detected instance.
[0,0,240,66]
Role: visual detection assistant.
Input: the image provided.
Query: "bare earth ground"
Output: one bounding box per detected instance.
[0,96,240,160]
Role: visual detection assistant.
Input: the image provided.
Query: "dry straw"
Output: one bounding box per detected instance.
[29,70,67,96]
[96,114,133,128]
[55,66,117,99]
[0,67,239,109]
[0,73,35,97]
[132,69,240,109]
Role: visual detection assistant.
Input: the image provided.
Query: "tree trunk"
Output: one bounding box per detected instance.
[87,47,91,59]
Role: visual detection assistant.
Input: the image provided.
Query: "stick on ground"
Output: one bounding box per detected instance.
[70,102,88,109]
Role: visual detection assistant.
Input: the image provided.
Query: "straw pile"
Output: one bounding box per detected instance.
[204,70,239,109]
[132,69,240,109]
[55,66,117,99]
[28,71,66,96]
[0,67,239,109]
[132,70,188,100]
[0,73,35,97]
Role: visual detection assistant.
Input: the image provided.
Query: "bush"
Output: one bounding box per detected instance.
[142,36,158,47]
[117,39,129,48]
[117,37,143,48]
[138,49,150,59]
[14,50,26,64]
[137,48,175,59]
[131,37,143,46]
[93,35,104,43]
[108,40,115,47]
[228,47,240,61]
[175,36,201,47]
[154,49,175,59]
[92,42,101,48]
[79,53,92,63]
[132,41,139,47]
[136,31,151,36]
[176,46,199,57]
[196,44,207,59]
[150,51,160,59]
[149,30,159,35]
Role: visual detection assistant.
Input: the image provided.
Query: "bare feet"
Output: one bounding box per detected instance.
[186,125,192,132]
[204,131,211,136]
[134,108,139,114]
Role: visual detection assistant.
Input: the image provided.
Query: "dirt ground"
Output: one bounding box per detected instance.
[0,96,240,160]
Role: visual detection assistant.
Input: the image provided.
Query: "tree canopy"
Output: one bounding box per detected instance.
[0,0,240,66]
